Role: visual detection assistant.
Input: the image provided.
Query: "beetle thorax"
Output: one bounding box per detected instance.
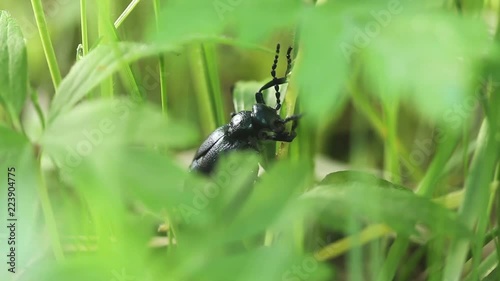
[227,111,254,136]
[251,104,281,130]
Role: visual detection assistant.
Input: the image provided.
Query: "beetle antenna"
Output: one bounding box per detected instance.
[270,44,282,110]
[285,47,293,76]
[255,44,280,105]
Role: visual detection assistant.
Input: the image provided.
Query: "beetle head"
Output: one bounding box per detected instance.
[252,104,285,133]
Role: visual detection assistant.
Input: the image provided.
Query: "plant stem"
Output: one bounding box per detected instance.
[80,0,89,56]
[98,0,114,98]
[30,0,62,90]
[30,90,46,130]
[36,152,64,261]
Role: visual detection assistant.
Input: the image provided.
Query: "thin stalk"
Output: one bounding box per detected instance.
[107,24,142,100]
[80,0,89,56]
[277,40,301,162]
[98,0,114,98]
[464,251,498,281]
[187,44,216,135]
[203,43,225,124]
[30,0,62,89]
[277,83,299,160]
[36,153,64,261]
[30,90,46,130]
[114,0,142,28]
[158,55,168,114]
[153,0,168,114]
[164,213,177,249]
[315,224,392,261]
[415,130,461,196]
[376,238,410,281]
[462,118,471,175]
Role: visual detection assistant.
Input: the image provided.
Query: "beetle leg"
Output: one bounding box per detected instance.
[255,90,265,104]
[283,114,301,123]
[271,131,297,142]
[283,114,302,132]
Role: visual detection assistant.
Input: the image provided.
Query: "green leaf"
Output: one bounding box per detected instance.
[42,99,197,165]
[0,11,28,122]
[364,12,490,126]
[0,127,39,278]
[294,3,353,123]
[302,171,470,238]
[0,124,29,153]
[48,43,177,122]
[151,0,303,45]
[227,160,308,240]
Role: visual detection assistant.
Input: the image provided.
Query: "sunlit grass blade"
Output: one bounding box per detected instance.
[187,44,217,135]
[443,120,500,281]
[30,0,62,89]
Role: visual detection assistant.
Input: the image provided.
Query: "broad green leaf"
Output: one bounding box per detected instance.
[294,2,360,122]
[0,125,29,153]
[0,11,28,120]
[48,43,177,122]
[20,256,145,281]
[186,244,331,281]
[302,171,470,238]
[0,129,38,280]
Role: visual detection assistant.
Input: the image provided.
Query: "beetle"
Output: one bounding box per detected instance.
[189,44,301,175]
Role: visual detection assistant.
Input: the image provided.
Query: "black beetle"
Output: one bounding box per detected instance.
[189,44,301,175]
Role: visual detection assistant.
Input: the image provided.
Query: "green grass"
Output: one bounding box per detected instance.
[1,0,500,280]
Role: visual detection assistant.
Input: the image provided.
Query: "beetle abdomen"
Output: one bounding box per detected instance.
[190,127,260,175]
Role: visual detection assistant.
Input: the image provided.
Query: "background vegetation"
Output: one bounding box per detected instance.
[1,0,500,280]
